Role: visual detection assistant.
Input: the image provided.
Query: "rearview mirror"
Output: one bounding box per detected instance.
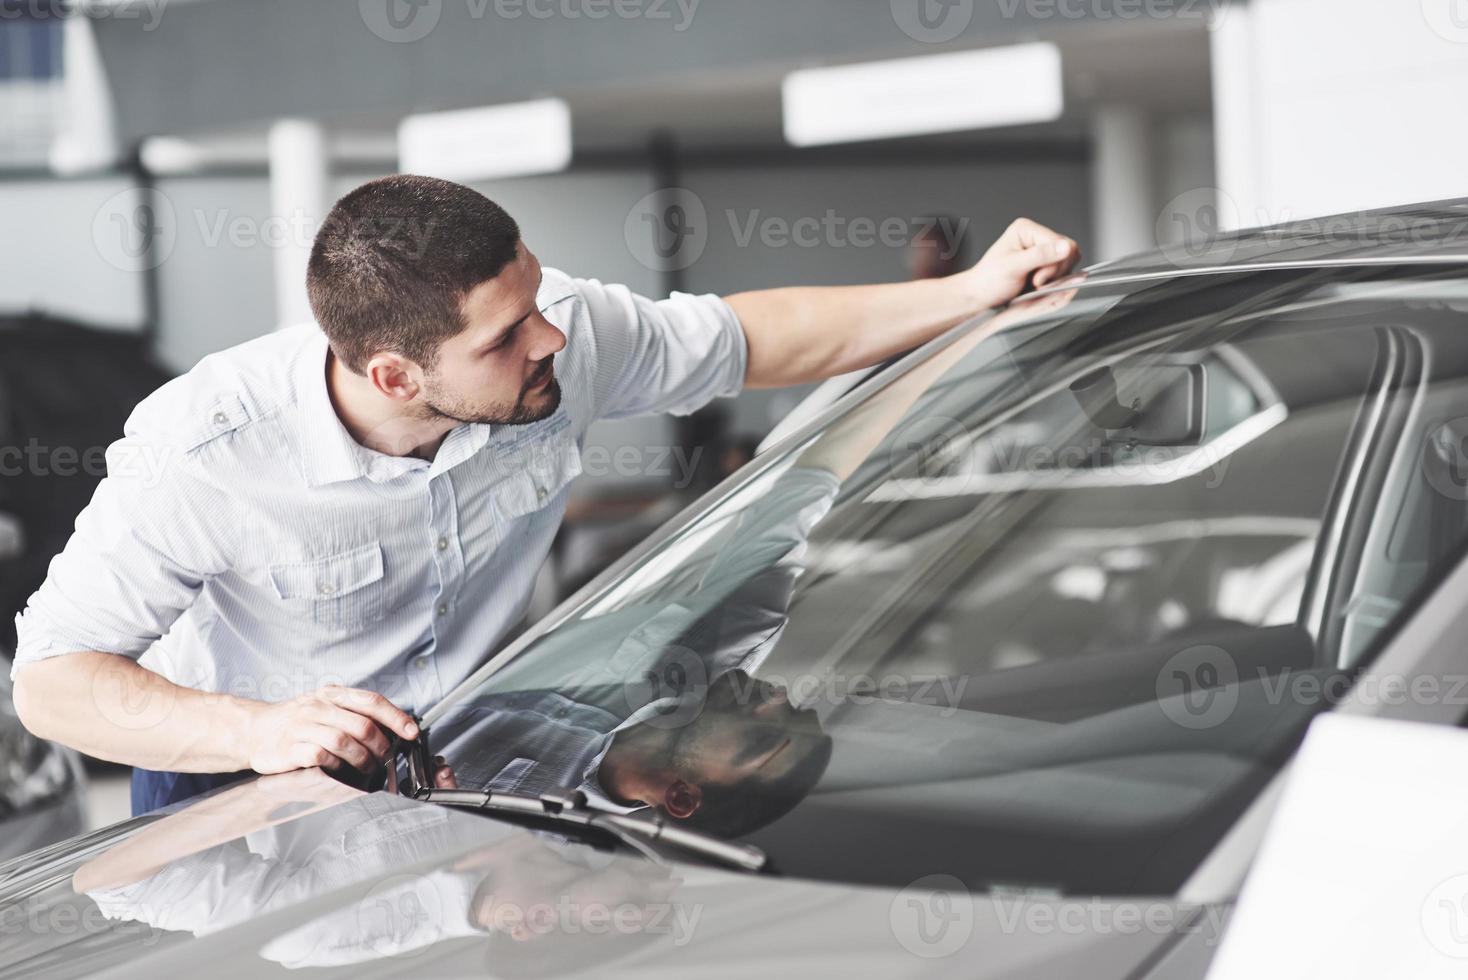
[1069,361,1206,447]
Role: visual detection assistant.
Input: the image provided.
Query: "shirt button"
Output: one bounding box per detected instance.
[436,537,448,551]
[317,582,336,596]
[212,411,228,425]
[535,485,547,502]
[437,604,447,617]
[414,656,429,671]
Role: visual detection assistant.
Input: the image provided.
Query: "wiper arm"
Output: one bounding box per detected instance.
[391,728,767,874]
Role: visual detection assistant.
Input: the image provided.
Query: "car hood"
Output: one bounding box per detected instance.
[0,770,1222,979]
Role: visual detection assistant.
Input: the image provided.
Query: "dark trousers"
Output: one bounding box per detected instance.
[130,767,254,816]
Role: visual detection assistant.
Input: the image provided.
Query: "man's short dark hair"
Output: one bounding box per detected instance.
[306,175,521,374]
[679,732,834,839]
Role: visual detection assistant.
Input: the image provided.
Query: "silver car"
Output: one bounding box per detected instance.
[4,198,1468,977]
[0,672,85,864]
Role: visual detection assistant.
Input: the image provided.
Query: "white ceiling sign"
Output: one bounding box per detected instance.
[398,98,573,182]
[782,42,1063,147]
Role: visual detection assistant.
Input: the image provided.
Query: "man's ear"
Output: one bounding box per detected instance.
[663,779,702,820]
[365,352,423,403]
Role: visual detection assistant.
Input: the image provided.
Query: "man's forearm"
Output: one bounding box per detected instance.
[13,653,260,772]
[727,276,985,390]
[726,218,1079,389]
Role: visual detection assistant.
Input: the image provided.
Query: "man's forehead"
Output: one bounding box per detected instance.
[462,246,540,330]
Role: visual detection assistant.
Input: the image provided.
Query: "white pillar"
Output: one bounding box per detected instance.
[268,119,329,329]
[1090,105,1155,263]
[49,17,120,175]
[1209,2,1260,232]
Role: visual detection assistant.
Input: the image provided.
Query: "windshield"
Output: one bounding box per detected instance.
[429,265,1468,894]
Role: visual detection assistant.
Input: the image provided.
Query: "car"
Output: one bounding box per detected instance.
[0,671,85,865]
[5,196,1468,978]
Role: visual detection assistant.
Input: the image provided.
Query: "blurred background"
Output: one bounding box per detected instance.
[0,0,1464,826]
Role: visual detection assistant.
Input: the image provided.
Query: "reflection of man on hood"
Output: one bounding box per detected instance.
[74,771,685,969]
[261,833,689,968]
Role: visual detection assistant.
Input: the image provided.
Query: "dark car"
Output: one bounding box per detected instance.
[6,198,1468,977]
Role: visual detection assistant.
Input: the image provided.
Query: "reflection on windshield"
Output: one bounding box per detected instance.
[429,293,1078,840]
[432,269,1468,894]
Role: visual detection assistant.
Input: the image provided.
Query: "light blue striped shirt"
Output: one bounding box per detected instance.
[12,269,747,715]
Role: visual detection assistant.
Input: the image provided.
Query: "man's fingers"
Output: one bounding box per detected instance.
[314,704,391,761]
[290,741,342,772]
[1014,237,1079,289]
[318,686,419,741]
[298,723,375,771]
[434,765,458,790]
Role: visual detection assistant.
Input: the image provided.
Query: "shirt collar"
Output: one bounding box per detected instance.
[294,329,494,488]
[294,329,373,489]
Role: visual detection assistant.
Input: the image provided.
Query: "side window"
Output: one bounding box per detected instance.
[1333,325,1468,667]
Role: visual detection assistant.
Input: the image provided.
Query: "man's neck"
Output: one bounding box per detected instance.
[596,728,669,809]
[325,352,454,461]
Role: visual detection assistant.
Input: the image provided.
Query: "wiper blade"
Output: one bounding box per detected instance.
[390,728,767,874]
[426,786,768,873]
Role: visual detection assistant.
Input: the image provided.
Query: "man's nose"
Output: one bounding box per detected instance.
[527,314,567,361]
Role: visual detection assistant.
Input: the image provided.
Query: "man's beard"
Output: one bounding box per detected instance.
[422,370,561,427]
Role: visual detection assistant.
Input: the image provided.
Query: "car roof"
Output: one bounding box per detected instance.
[1062,196,1468,293]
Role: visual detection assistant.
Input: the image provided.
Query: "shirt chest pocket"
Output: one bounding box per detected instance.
[268,542,386,631]
[493,435,584,524]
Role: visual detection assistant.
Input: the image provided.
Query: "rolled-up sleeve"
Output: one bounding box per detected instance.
[11,432,233,676]
[575,277,748,421]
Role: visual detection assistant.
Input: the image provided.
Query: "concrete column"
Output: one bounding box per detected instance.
[268,118,329,329]
[1090,105,1155,263]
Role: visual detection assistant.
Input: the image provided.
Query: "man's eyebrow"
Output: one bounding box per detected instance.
[481,270,546,349]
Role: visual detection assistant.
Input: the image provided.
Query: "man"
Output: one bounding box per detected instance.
[10,175,1078,814]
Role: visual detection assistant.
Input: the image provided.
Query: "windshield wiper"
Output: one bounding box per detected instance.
[389,728,768,874]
